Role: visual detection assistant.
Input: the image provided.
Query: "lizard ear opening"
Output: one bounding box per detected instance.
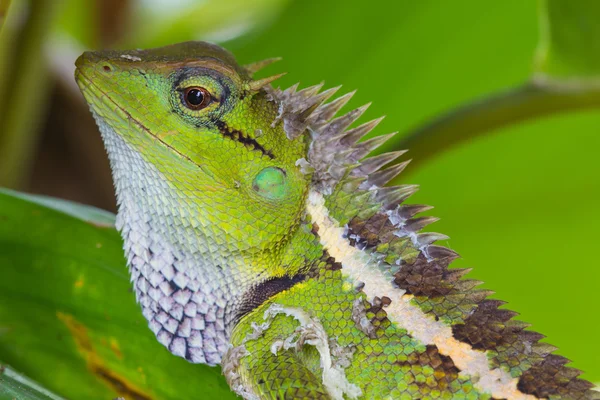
[252,167,288,200]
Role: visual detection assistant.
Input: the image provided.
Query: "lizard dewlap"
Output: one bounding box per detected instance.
[75,41,598,400]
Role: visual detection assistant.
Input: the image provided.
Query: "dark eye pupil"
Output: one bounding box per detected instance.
[186,89,204,106]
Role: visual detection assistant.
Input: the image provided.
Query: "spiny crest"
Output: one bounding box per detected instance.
[264,79,443,257]
[265,83,342,141]
[263,81,448,254]
[243,57,282,76]
[247,73,287,92]
[242,56,288,92]
[266,80,443,259]
[264,82,409,195]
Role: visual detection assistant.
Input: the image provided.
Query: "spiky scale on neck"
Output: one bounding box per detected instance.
[75,41,598,399]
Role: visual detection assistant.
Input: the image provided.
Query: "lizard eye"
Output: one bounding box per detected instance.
[183,87,212,110]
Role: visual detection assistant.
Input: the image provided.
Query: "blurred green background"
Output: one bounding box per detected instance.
[0,0,598,398]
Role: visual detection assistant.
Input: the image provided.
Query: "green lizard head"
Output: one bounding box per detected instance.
[75,41,308,253]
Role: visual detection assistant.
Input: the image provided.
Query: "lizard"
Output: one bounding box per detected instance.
[74,41,598,400]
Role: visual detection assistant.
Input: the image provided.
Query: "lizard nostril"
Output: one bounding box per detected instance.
[102,65,112,72]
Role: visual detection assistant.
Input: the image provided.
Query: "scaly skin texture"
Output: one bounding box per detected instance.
[75,42,598,399]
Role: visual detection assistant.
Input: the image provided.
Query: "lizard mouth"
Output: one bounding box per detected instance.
[75,69,217,180]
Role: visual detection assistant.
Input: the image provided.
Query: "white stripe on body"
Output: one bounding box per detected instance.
[307,190,534,400]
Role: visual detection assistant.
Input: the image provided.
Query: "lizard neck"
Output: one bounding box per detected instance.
[96,114,316,365]
[97,116,254,365]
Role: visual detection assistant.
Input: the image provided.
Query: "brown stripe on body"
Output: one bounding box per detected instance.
[312,252,342,275]
[394,253,488,324]
[393,344,463,392]
[395,253,597,399]
[352,288,465,392]
[517,355,599,399]
[346,210,425,265]
[346,210,599,399]
[309,246,465,391]
[347,212,396,249]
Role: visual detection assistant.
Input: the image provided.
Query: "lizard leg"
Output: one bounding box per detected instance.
[225,303,362,400]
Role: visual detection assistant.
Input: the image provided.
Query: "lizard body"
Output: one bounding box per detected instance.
[74,41,598,399]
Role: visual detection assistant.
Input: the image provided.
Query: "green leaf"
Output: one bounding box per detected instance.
[535,0,600,79]
[0,189,236,399]
[0,188,115,227]
[393,79,600,170]
[123,0,290,48]
[0,365,65,400]
[393,0,600,169]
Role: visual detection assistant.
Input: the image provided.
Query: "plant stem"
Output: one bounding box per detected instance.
[394,78,600,170]
[0,0,11,31]
[0,0,56,189]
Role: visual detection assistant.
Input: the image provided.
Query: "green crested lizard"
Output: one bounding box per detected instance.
[74,41,598,400]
